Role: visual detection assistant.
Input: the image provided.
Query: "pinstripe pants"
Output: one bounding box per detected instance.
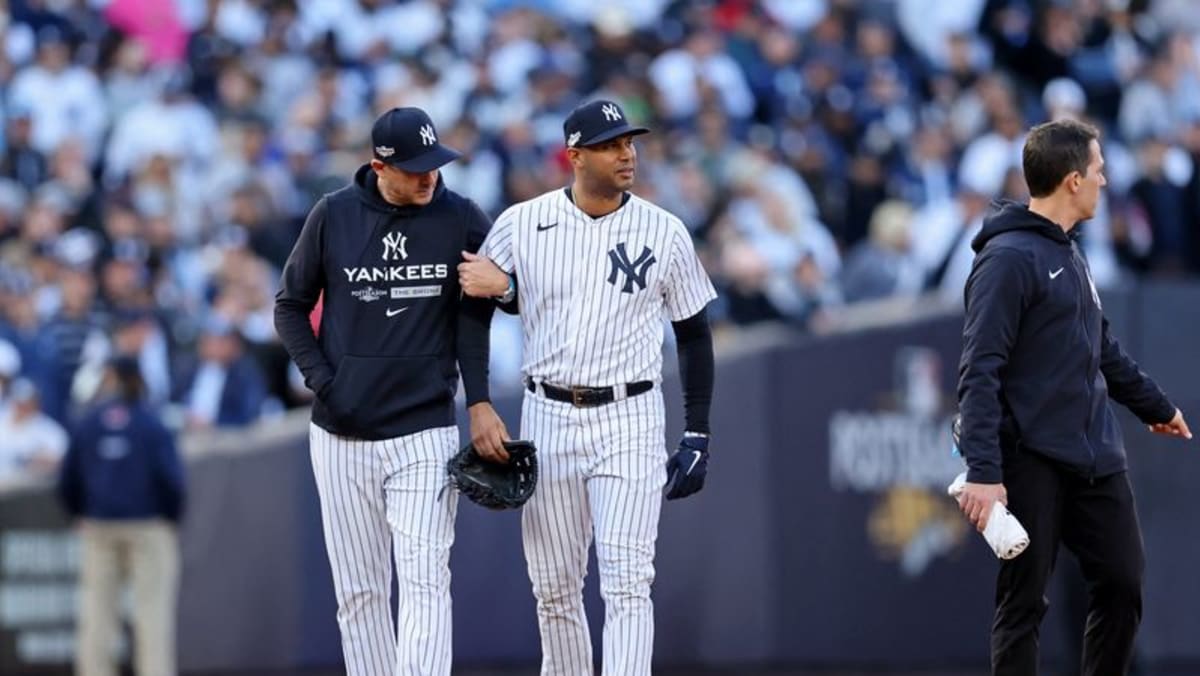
[520,386,666,676]
[309,423,458,676]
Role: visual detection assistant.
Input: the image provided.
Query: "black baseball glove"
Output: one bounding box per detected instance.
[446,439,538,510]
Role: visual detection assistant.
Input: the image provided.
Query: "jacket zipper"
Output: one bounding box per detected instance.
[1071,243,1097,481]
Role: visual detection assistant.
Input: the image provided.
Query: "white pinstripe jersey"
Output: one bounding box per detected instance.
[480,188,717,386]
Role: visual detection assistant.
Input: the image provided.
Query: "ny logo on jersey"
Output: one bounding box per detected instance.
[382,231,408,261]
[419,124,436,146]
[601,103,622,122]
[607,242,656,293]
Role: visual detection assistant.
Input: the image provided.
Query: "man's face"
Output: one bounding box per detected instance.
[60,268,96,312]
[199,333,239,365]
[38,42,70,72]
[1075,139,1106,219]
[372,161,438,206]
[573,134,637,193]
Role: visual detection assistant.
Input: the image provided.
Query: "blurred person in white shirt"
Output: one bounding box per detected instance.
[8,26,108,162]
[104,68,219,192]
[896,0,989,70]
[649,29,756,123]
[0,379,68,482]
[723,149,837,279]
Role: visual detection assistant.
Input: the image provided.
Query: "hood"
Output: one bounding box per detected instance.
[971,199,1075,252]
[352,164,446,216]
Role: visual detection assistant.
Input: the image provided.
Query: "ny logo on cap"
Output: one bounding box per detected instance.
[601,103,622,122]
[382,231,408,261]
[419,124,436,146]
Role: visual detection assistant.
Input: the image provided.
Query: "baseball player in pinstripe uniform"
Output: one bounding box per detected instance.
[459,99,717,675]
[274,108,510,676]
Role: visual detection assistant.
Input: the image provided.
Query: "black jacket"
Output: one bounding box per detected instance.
[957,201,1175,483]
[274,166,494,440]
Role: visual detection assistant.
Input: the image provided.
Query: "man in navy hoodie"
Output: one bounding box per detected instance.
[956,119,1193,676]
[274,107,509,676]
[58,355,185,676]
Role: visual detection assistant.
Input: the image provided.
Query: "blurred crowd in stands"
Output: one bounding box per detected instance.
[2,0,1200,480]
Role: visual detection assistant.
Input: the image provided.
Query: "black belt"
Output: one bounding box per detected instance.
[526,379,653,407]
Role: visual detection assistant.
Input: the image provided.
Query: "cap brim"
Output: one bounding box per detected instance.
[384,144,462,172]
[578,125,650,148]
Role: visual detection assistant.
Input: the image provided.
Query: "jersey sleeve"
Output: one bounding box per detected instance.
[479,208,517,274]
[663,227,717,321]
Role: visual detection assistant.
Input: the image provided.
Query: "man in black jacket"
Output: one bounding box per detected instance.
[273,108,508,676]
[956,119,1192,676]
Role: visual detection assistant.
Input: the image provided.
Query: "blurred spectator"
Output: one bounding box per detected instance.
[58,356,184,676]
[0,106,49,191]
[649,29,755,124]
[897,0,987,70]
[104,308,173,407]
[37,264,107,421]
[439,119,505,215]
[0,181,29,243]
[8,25,108,162]
[892,123,957,207]
[104,67,218,203]
[1119,42,1186,143]
[1043,77,1088,122]
[175,316,269,430]
[0,339,20,404]
[1129,134,1194,274]
[841,200,923,303]
[0,378,68,481]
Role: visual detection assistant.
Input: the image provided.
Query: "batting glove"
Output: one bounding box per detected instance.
[665,432,709,501]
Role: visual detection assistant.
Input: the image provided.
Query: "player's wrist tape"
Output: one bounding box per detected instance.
[683,431,709,439]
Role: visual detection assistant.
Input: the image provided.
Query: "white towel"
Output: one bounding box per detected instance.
[948,472,1030,560]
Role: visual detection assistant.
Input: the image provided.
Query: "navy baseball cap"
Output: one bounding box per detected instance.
[107,355,142,380]
[563,100,649,149]
[371,107,461,173]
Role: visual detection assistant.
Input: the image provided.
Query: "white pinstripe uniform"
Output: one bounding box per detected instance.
[480,188,717,675]
[309,423,458,676]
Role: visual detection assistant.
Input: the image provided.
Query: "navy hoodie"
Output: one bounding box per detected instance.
[957,201,1176,483]
[274,165,494,440]
[58,397,185,521]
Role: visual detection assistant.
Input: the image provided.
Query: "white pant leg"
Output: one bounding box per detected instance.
[521,394,595,676]
[583,390,665,676]
[381,425,459,676]
[309,423,394,676]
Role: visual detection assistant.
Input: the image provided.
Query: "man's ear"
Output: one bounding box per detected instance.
[370,159,385,174]
[566,148,583,169]
[1065,171,1081,194]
